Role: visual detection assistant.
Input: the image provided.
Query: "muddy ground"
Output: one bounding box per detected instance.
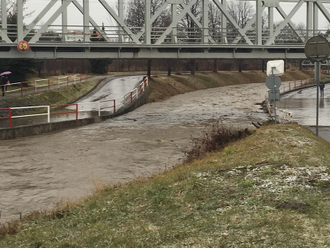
[0,70,314,223]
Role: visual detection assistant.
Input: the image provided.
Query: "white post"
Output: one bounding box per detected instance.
[256,0,262,45]
[47,106,50,123]
[171,3,178,43]
[202,0,208,44]
[17,0,23,41]
[145,0,151,45]
[62,0,68,41]
[220,0,227,43]
[118,0,124,42]
[315,61,320,136]
[83,0,90,42]
[2,0,7,33]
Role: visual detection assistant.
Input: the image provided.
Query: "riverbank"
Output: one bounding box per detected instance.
[0,69,325,247]
[0,69,315,108]
[147,69,315,103]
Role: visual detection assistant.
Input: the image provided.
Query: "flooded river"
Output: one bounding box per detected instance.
[0,82,268,223]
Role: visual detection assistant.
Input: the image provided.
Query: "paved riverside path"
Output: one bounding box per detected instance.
[277,84,330,143]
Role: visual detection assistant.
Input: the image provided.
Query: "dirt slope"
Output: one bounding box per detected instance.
[147,69,314,103]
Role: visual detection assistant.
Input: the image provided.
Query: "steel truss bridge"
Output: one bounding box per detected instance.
[1,0,330,60]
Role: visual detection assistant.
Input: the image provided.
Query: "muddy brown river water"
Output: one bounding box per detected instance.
[0,83,268,223]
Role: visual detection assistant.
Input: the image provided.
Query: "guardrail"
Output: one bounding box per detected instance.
[0,76,149,128]
[265,78,315,123]
[0,108,12,127]
[4,74,88,96]
[77,77,148,115]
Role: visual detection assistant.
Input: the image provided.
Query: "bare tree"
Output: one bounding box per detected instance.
[125,0,145,29]
[125,0,170,43]
[208,2,222,42]
[176,0,203,43]
[227,0,254,28]
[125,0,170,29]
[226,0,254,43]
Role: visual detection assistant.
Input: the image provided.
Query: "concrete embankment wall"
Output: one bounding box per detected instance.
[0,86,150,140]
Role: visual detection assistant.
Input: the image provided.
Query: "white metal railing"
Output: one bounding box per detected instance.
[76,77,149,115]
[0,76,149,128]
[11,106,50,123]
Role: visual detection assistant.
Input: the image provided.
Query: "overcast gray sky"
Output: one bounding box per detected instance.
[24,0,330,29]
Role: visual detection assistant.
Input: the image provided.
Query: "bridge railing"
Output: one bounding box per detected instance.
[1,23,318,46]
[0,76,149,128]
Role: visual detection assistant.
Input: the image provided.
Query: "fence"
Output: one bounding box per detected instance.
[265,78,315,123]
[0,76,149,128]
[4,74,88,96]
[76,77,148,115]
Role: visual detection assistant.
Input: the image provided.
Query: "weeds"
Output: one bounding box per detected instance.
[0,222,19,239]
[184,119,253,162]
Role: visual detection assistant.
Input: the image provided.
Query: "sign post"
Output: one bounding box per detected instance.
[17,40,29,52]
[304,36,330,136]
[266,60,284,124]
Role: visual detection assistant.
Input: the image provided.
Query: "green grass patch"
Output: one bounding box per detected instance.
[0,80,100,108]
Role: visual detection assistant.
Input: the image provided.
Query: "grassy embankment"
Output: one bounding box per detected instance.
[0,68,316,107]
[1,69,330,247]
[1,123,330,247]
[0,79,101,107]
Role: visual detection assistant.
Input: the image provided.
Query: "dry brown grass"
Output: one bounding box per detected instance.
[147,70,314,103]
[184,120,253,162]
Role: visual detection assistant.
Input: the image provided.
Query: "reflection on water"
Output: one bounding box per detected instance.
[277,97,330,126]
[320,98,325,108]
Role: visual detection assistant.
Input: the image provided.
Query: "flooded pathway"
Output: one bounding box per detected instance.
[277,85,330,126]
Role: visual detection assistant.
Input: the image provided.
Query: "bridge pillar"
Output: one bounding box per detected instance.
[238,60,242,73]
[213,60,217,73]
[147,59,151,78]
[191,60,196,75]
[261,60,265,73]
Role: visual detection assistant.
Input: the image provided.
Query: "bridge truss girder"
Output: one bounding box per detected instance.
[0,0,329,59]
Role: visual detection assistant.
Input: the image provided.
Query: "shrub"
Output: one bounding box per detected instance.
[184,119,252,162]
